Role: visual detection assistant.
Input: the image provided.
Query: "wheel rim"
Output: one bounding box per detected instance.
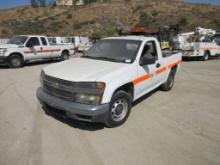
[11,57,21,67]
[62,53,69,60]
[111,98,128,122]
[204,54,208,60]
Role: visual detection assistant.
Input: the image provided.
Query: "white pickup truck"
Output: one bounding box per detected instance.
[37,36,182,127]
[181,36,220,61]
[0,35,75,68]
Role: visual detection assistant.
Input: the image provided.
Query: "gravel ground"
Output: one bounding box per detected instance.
[0,55,220,165]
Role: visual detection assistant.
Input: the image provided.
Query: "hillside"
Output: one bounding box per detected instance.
[0,0,220,38]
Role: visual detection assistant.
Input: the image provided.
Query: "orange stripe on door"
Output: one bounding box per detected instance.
[24,49,61,54]
[132,60,182,86]
[155,67,166,75]
[132,74,153,85]
[168,60,182,69]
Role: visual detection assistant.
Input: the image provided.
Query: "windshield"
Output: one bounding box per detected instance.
[7,36,28,45]
[83,39,142,63]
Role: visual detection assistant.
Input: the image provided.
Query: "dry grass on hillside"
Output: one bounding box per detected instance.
[0,0,220,38]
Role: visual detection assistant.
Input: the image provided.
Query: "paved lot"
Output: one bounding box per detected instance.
[0,56,220,165]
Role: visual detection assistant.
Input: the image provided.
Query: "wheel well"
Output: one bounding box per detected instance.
[205,50,211,56]
[62,49,69,55]
[172,65,177,71]
[8,53,24,60]
[114,83,134,99]
[170,65,178,75]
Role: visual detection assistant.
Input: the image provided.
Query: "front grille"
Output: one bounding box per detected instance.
[43,75,74,101]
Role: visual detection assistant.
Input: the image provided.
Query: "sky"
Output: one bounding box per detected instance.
[0,0,219,9]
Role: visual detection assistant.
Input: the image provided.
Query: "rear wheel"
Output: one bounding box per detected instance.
[160,68,177,91]
[8,54,24,68]
[105,91,132,128]
[202,51,209,61]
[60,51,69,61]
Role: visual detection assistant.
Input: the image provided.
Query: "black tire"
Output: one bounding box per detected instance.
[160,68,177,91]
[105,91,132,128]
[201,51,209,61]
[60,51,69,61]
[8,54,24,68]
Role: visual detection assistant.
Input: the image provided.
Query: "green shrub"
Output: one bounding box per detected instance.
[105,25,117,36]
[138,12,153,28]
[178,16,189,28]
[91,31,102,39]
[213,19,220,28]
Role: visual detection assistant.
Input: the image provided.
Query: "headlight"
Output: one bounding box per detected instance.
[74,82,105,89]
[75,93,103,105]
[0,48,7,56]
[74,82,105,105]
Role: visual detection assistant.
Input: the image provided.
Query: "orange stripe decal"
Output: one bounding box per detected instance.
[155,67,166,75]
[168,60,182,69]
[132,74,153,85]
[133,60,182,86]
[24,49,61,54]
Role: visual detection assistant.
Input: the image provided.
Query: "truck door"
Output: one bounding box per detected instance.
[214,39,220,55]
[40,37,53,58]
[24,37,42,60]
[135,41,163,96]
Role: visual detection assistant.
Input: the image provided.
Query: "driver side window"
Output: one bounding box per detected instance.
[140,41,158,60]
[26,37,40,47]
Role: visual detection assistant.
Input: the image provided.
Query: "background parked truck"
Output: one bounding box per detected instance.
[0,35,75,68]
[173,27,220,60]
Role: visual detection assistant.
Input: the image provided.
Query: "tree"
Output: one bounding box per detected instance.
[31,0,38,7]
[178,16,189,28]
[38,0,47,7]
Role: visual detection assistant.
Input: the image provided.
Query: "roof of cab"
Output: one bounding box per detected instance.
[104,35,157,41]
[18,35,46,37]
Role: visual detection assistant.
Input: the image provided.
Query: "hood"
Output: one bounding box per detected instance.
[0,44,19,49]
[43,57,129,82]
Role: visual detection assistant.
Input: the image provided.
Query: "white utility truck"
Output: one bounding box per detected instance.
[174,27,220,60]
[181,40,220,60]
[0,35,75,68]
[37,36,182,127]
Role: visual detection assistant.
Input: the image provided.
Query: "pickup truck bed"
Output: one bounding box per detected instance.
[162,50,181,57]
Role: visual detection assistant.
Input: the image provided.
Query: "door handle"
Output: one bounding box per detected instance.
[156,63,161,68]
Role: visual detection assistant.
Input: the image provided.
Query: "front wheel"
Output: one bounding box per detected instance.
[60,51,69,61]
[105,91,132,128]
[8,55,24,68]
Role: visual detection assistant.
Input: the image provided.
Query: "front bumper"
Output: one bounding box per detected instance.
[36,87,109,123]
[0,56,7,64]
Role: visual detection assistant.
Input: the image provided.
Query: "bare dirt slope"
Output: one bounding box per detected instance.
[0,0,220,37]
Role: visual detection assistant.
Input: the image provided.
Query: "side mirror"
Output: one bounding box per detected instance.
[140,56,156,66]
